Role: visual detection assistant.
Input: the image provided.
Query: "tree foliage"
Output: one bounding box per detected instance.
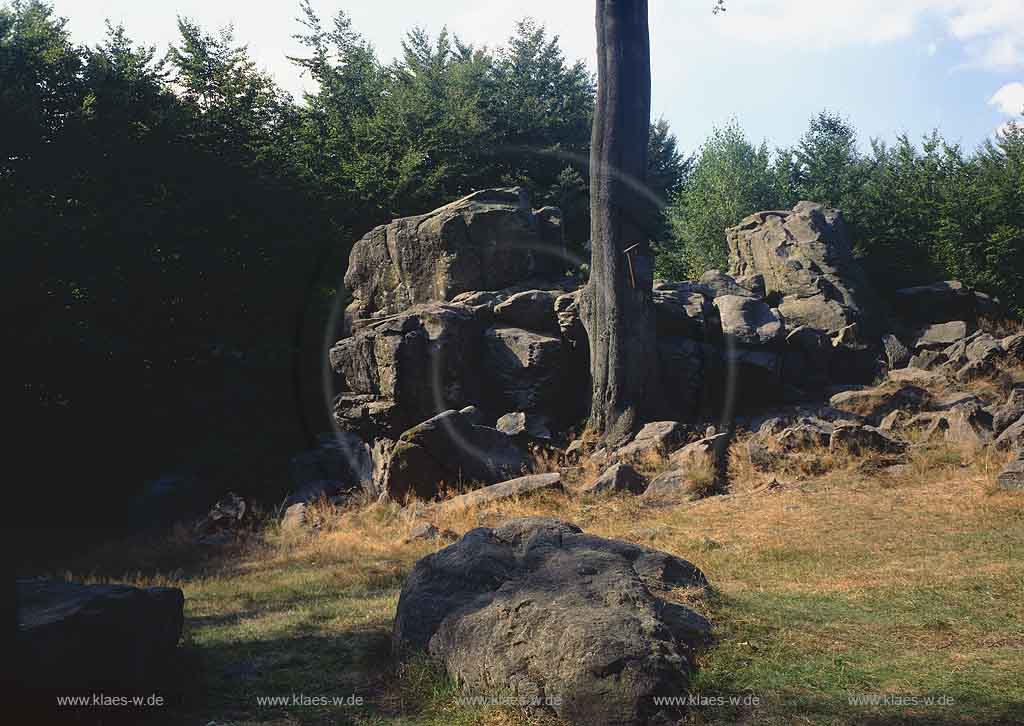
[659,112,1024,316]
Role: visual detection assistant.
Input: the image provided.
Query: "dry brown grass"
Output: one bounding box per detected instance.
[45,429,1024,726]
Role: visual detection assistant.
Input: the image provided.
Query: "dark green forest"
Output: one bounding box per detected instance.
[5,1,1021,549]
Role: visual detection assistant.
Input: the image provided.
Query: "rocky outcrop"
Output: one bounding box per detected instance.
[381,409,531,500]
[393,518,710,726]
[343,188,565,330]
[726,202,878,334]
[330,189,1020,503]
[16,579,184,696]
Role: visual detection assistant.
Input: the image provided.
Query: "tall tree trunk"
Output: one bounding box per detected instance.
[581,0,658,446]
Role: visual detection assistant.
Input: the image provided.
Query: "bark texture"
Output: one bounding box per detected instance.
[581,0,659,446]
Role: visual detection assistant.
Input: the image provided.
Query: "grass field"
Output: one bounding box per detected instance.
[52,436,1024,726]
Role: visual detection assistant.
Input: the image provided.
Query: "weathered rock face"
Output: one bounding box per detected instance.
[726,202,878,334]
[483,325,567,416]
[393,518,711,726]
[331,304,483,437]
[343,188,565,330]
[713,295,784,347]
[16,580,184,695]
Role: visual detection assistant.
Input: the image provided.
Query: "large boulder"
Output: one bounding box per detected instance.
[343,188,564,329]
[16,579,184,696]
[393,518,711,726]
[726,202,878,334]
[381,409,532,500]
[330,304,482,437]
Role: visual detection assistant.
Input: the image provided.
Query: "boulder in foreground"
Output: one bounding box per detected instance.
[16,579,184,696]
[393,518,711,726]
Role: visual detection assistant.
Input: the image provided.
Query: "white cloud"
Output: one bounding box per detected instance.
[989,82,1024,116]
[713,1,1024,69]
[927,41,938,56]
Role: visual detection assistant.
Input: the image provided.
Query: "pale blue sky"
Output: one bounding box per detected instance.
[48,0,1024,154]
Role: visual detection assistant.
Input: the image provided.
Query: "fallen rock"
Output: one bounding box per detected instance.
[726,202,878,334]
[581,463,647,495]
[426,473,563,514]
[16,579,184,695]
[393,518,710,726]
[996,451,1024,491]
[829,424,907,455]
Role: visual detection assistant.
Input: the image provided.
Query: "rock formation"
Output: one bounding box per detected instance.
[325,189,1022,504]
[726,201,879,334]
[343,187,566,332]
